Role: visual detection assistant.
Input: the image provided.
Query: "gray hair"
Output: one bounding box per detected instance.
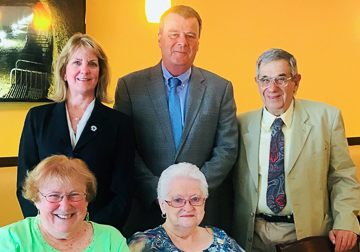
[256,48,298,78]
[157,162,208,200]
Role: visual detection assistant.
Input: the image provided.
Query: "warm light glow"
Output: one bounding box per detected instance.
[145,0,171,23]
[33,2,52,30]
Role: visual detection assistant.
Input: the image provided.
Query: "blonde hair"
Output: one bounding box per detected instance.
[23,155,97,203]
[48,33,112,103]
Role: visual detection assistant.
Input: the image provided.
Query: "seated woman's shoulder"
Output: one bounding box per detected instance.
[210,227,246,252]
[90,222,130,251]
[91,221,125,237]
[0,217,36,234]
[0,217,39,250]
[127,226,163,252]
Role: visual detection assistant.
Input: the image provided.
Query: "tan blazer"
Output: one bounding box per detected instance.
[233,99,360,252]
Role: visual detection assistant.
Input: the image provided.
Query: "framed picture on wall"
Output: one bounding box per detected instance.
[0,0,85,102]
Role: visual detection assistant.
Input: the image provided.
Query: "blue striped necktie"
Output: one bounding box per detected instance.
[168,77,182,149]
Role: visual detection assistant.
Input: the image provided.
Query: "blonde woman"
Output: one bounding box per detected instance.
[17,33,135,232]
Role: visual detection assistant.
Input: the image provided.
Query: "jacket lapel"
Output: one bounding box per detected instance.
[147,63,177,154]
[52,102,71,146]
[74,100,106,150]
[288,99,311,173]
[243,109,262,188]
[177,66,206,156]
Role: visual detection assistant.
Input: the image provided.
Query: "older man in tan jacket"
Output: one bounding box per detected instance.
[233,48,360,252]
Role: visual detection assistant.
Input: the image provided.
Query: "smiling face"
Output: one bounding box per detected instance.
[35,178,88,238]
[256,59,301,116]
[160,177,205,230]
[158,13,199,76]
[64,46,99,99]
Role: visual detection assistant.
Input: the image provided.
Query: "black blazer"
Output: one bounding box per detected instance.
[17,100,135,231]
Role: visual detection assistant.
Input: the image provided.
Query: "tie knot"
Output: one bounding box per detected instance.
[273,118,284,130]
[169,77,181,89]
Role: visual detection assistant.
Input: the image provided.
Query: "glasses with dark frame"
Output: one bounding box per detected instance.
[39,191,87,203]
[164,196,206,208]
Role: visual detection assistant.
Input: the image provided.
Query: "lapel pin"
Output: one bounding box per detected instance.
[91,125,97,132]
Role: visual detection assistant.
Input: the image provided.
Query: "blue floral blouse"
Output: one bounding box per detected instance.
[127,225,245,252]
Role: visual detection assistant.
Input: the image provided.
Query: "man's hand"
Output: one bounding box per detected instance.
[329,229,357,252]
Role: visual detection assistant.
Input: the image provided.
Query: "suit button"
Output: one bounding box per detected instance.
[73,152,78,157]
[250,213,255,217]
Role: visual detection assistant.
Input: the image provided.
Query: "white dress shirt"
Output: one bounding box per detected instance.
[65,98,95,149]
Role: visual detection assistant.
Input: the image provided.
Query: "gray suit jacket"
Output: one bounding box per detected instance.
[114,62,238,237]
[233,99,360,252]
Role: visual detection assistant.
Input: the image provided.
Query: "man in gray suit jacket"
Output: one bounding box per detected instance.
[233,48,360,252]
[114,5,238,237]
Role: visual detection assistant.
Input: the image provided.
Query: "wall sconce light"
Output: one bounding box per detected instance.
[33,2,52,30]
[145,0,171,23]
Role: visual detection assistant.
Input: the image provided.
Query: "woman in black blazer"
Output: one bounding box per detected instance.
[17,33,135,232]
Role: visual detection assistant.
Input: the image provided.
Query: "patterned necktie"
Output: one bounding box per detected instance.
[168,77,182,149]
[266,118,286,214]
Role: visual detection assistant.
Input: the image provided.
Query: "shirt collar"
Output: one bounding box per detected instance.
[262,99,294,130]
[161,61,191,87]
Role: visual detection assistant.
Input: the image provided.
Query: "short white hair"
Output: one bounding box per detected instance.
[157,162,209,200]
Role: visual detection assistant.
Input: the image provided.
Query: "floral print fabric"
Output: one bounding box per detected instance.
[127,225,245,252]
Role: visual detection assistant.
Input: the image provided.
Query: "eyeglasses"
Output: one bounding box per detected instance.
[164,197,206,208]
[257,76,293,88]
[39,191,87,203]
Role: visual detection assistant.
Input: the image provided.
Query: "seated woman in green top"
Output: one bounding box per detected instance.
[0,155,130,252]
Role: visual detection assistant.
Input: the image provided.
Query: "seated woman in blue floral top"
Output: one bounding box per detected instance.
[127,163,245,252]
